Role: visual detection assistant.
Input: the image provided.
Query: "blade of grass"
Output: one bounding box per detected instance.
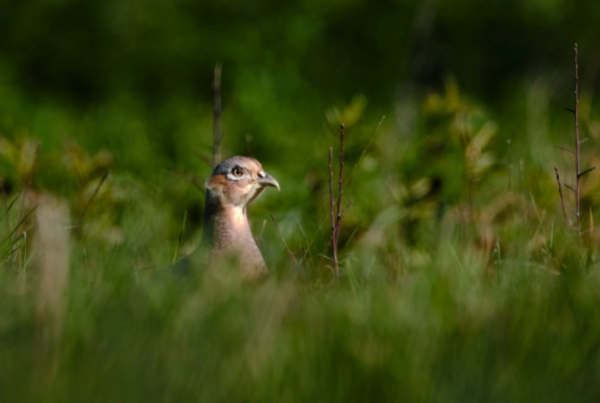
[15,142,40,242]
[1,206,38,247]
[0,197,18,229]
[172,210,188,264]
[76,170,110,229]
[344,115,385,184]
[0,161,11,237]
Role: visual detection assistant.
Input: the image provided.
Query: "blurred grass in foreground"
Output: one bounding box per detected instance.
[2,226,599,402]
[2,77,600,402]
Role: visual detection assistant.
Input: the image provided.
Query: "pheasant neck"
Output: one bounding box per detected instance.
[201,192,254,251]
[199,188,267,277]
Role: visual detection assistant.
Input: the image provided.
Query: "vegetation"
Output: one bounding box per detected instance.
[2,1,600,401]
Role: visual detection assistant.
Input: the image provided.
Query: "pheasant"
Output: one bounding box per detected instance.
[170,156,279,278]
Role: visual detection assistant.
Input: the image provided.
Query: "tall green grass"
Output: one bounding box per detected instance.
[1,79,600,402]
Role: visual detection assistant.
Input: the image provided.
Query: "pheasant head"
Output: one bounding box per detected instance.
[200,156,279,277]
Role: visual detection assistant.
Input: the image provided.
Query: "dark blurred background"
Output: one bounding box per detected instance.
[2,0,600,134]
[3,0,600,104]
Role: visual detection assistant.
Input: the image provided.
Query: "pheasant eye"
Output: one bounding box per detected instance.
[232,167,243,177]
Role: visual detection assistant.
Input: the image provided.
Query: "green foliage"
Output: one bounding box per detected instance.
[2,1,600,401]
[1,74,600,400]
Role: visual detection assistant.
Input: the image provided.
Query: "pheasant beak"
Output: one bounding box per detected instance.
[256,171,280,191]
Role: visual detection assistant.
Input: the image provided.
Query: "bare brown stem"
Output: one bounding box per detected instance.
[213,63,222,167]
[555,145,575,155]
[575,43,581,236]
[559,44,593,237]
[245,134,253,157]
[328,147,338,276]
[579,167,595,177]
[555,167,567,221]
[326,124,352,277]
[328,147,335,223]
[336,123,345,223]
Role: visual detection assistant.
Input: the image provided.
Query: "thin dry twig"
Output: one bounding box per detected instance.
[328,146,339,276]
[328,147,336,272]
[574,43,581,235]
[579,167,595,177]
[556,44,596,237]
[327,124,351,277]
[336,123,345,223]
[329,148,335,233]
[246,134,254,158]
[555,145,575,155]
[213,63,222,167]
[571,44,595,237]
[555,167,566,221]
